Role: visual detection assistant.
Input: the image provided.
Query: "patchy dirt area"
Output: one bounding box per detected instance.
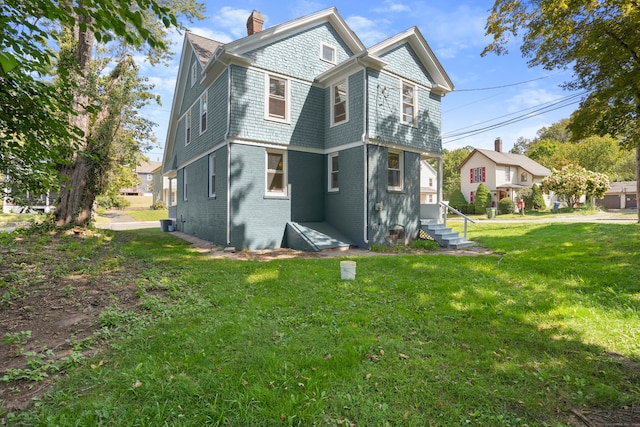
[0,229,142,414]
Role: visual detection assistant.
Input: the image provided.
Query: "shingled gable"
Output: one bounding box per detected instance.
[202,7,365,80]
[366,27,454,95]
[315,26,453,95]
[459,148,551,178]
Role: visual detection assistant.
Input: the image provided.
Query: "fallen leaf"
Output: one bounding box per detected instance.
[132,380,142,388]
[365,373,372,380]
[399,353,409,359]
[324,353,333,360]
[90,360,107,369]
[379,349,385,355]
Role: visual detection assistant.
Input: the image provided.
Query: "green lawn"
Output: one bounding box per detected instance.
[3,221,640,426]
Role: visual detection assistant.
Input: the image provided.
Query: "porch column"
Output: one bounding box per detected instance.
[437,157,443,204]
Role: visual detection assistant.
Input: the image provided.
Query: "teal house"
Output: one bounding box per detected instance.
[162,7,454,251]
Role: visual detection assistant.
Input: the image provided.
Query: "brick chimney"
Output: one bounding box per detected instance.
[494,137,503,153]
[247,10,264,36]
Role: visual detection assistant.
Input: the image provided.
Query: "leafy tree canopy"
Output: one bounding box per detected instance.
[483,0,640,221]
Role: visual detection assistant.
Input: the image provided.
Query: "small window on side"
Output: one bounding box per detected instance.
[208,154,216,198]
[328,153,339,191]
[321,44,336,64]
[266,150,287,195]
[388,150,403,191]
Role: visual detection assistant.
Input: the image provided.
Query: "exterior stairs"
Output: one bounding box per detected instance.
[420,219,474,249]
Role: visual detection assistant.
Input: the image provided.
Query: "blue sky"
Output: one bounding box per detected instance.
[139,0,580,162]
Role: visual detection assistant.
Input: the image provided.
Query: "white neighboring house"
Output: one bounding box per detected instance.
[1,175,56,214]
[420,160,438,204]
[458,138,552,207]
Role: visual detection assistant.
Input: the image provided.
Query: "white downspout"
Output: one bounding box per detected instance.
[225,67,232,246]
[358,60,369,245]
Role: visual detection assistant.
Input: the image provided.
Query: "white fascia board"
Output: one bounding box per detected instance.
[223,8,364,58]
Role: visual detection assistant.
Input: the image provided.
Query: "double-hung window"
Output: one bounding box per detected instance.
[185,110,192,145]
[200,92,208,134]
[388,150,403,191]
[328,153,339,191]
[402,82,416,125]
[266,150,287,195]
[208,154,216,198]
[267,75,287,121]
[332,79,347,125]
[470,167,485,183]
[183,168,188,201]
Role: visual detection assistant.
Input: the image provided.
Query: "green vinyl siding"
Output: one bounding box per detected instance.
[325,72,364,149]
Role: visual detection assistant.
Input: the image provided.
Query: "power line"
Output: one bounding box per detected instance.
[453,71,563,92]
[442,92,586,143]
[443,91,586,138]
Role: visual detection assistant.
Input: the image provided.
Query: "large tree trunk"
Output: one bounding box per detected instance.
[55,11,95,228]
[636,147,640,224]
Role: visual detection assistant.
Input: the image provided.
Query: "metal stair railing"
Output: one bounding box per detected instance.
[439,202,475,241]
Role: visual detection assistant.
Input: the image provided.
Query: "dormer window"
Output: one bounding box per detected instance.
[321,44,336,64]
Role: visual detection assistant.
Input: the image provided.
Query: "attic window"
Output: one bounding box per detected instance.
[321,44,336,64]
[191,62,197,87]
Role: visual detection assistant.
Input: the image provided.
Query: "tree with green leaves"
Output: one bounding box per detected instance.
[1,0,204,226]
[484,0,640,222]
[442,146,473,200]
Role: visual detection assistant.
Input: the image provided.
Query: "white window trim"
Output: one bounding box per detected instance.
[321,43,336,64]
[328,152,339,192]
[264,74,290,123]
[331,79,348,127]
[401,80,417,126]
[185,109,192,146]
[388,150,404,191]
[191,62,197,87]
[208,154,216,198]
[265,149,288,196]
[200,92,208,135]
[183,168,188,201]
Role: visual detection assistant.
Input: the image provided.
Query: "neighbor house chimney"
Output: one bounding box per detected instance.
[247,10,264,36]
[495,137,503,153]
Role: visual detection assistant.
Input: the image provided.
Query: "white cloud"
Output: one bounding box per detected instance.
[345,15,389,47]
[507,87,560,112]
[373,0,410,13]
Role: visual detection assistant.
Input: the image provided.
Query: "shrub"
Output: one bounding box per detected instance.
[498,197,515,214]
[474,183,491,214]
[96,195,130,209]
[449,189,468,208]
[150,200,166,210]
[529,184,546,210]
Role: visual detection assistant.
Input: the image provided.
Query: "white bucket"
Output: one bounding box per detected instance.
[340,261,356,280]
[167,225,175,232]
